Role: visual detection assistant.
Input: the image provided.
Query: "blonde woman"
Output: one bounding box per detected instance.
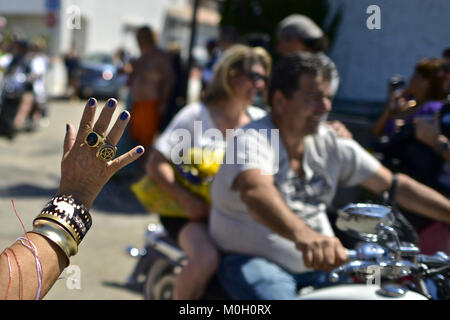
[146,45,271,299]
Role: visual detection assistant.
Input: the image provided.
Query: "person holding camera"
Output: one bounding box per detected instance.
[372,58,449,247]
[373,59,448,188]
[373,58,447,137]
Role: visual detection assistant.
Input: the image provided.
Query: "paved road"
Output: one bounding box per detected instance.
[0,99,159,300]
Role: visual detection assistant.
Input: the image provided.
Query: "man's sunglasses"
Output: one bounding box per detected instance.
[245,71,268,83]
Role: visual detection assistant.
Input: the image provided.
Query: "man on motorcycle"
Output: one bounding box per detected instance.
[208,52,450,299]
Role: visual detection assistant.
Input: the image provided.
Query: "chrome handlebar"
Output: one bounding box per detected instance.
[346,249,357,260]
[331,243,450,283]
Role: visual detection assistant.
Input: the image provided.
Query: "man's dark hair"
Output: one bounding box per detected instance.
[268,52,333,105]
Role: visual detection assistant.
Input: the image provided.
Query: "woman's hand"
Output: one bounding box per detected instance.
[326,120,353,139]
[385,89,409,117]
[58,98,145,209]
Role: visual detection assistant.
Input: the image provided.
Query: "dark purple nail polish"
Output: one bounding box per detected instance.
[137,147,144,154]
[66,124,69,132]
[108,99,116,107]
[88,98,95,106]
[120,111,128,121]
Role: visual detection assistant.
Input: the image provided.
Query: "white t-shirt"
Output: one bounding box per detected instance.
[154,102,267,163]
[30,54,49,102]
[209,115,381,273]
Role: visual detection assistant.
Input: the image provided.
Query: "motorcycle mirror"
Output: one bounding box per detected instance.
[336,203,395,242]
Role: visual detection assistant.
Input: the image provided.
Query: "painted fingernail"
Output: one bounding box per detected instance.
[108,99,116,107]
[66,124,69,132]
[88,98,95,106]
[120,111,128,121]
[136,147,144,154]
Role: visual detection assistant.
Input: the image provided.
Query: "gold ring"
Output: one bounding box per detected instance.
[96,143,117,161]
[85,131,103,148]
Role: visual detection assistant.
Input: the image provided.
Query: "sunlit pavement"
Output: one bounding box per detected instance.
[0,98,158,300]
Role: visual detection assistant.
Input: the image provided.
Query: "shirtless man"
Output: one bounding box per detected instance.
[129,26,174,147]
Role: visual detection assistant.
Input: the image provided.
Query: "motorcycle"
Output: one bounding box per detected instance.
[300,203,449,299]
[125,223,229,300]
[126,202,449,300]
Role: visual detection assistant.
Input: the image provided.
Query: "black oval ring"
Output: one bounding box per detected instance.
[85,131,103,148]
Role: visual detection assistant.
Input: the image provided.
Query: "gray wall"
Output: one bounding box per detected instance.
[0,0,186,56]
[328,0,450,104]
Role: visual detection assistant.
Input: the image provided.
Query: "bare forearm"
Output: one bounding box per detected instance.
[0,233,68,300]
[241,183,308,241]
[146,151,192,204]
[396,174,450,224]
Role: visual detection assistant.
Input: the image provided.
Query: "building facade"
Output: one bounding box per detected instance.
[326,0,450,118]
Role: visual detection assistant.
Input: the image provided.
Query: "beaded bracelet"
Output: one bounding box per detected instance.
[31,195,92,259]
[34,195,92,244]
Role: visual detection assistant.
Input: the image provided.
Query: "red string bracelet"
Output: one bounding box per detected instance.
[11,199,44,300]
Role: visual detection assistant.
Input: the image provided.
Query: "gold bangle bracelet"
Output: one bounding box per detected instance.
[34,213,81,244]
[30,219,78,259]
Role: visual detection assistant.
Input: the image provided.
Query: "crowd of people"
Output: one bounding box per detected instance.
[0,13,449,301]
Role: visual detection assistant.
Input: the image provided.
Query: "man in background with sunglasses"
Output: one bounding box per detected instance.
[276,14,352,140]
[276,14,339,96]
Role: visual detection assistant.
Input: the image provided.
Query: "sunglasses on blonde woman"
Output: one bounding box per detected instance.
[245,71,268,84]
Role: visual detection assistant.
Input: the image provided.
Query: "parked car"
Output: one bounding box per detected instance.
[77,53,127,100]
